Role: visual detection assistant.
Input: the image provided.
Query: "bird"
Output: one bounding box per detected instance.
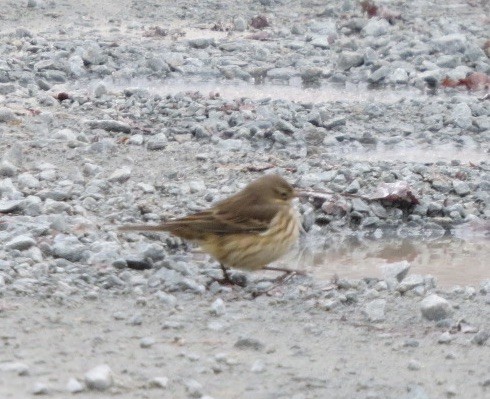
[118,174,302,285]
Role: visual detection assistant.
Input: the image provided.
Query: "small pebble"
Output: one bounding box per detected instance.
[149,376,169,389]
[32,382,49,395]
[66,378,84,393]
[84,364,113,391]
[420,294,452,321]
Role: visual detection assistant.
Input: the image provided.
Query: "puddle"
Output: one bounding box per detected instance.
[299,237,490,288]
[99,77,488,164]
[103,77,428,104]
[342,144,488,164]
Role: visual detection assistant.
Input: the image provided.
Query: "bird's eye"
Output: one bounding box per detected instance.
[280,191,288,199]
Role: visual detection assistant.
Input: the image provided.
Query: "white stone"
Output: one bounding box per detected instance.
[66,378,84,393]
[420,294,452,321]
[84,364,113,391]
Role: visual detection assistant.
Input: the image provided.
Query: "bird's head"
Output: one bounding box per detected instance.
[244,174,296,205]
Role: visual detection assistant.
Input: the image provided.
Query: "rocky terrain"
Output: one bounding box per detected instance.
[0,0,489,398]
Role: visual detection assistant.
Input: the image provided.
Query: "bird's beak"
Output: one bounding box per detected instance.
[293,189,308,198]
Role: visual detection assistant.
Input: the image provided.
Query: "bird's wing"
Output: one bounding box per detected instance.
[165,204,280,235]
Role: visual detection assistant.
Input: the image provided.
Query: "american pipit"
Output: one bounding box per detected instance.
[119,174,301,285]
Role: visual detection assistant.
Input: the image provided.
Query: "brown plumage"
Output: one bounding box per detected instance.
[119,175,301,283]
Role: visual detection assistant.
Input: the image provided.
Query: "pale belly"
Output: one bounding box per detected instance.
[200,207,301,270]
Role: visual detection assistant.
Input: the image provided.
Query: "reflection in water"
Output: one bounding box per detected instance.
[342,144,487,164]
[105,77,426,104]
[299,236,490,287]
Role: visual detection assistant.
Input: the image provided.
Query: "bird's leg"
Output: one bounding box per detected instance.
[207,264,248,287]
[220,263,234,283]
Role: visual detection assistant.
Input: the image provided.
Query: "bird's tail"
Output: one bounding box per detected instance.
[118,222,203,241]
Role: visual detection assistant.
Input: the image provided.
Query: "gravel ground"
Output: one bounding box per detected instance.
[0,0,489,398]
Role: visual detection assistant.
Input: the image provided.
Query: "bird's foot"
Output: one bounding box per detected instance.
[250,270,304,298]
[206,265,248,288]
[208,274,248,288]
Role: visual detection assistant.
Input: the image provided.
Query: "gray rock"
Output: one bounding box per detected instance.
[217,138,244,151]
[474,116,490,132]
[337,51,364,70]
[149,376,169,389]
[87,120,131,133]
[407,359,422,371]
[147,133,167,150]
[250,359,266,373]
[0,361,30,375]
[81,42,107,65]
[210,298,226,316]
[363,47,378,65]
[17,173,40,188]
[66,378,84,393]
[184,379,203,398]
[27,0,40,8]
[267,67,296,80]
[345,179,360,193]
[155,291,177,307]
[381,261,411,282]
[94,83,107,98]
[234,17,247,32]
[234,337,264,351]
[5,235,36,251]
[0,199,23,213]
[436,55,461,68]
[368,65,390,83]
[438,331,453,344]
[452,180,470,196]
[84,364,113,390]
[68,55,86,77]
[323,116,347,129]
[363,299,386,322]
[351,198,370,213]
[188,38,215,49]
[471,330,489,346]
[140,337,156,348]
[129,134,144,145]
[420,294,452,321]
[451,103,472,129]
[397,275,425,293]
[0,160,17,176]
[0,83,16,95]
[480,280,490,295]
[108,166,131,183]
[318,299,339,311]
[362,18,390,37]
[147,56,168,73]
[388,68,409,84]
[32,382,49,395]
[433,34,467,54]
[0,107,17,122]
[52,235,87,262]
[272,131,290,145]
[310,36,331,49]
[403,384,430,399]
[300,67,323,83]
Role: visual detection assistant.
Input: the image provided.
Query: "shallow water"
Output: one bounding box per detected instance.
[98,78,488,163]
[300,236,490,288]
[342,145,488,164]
[106,77,427,104]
